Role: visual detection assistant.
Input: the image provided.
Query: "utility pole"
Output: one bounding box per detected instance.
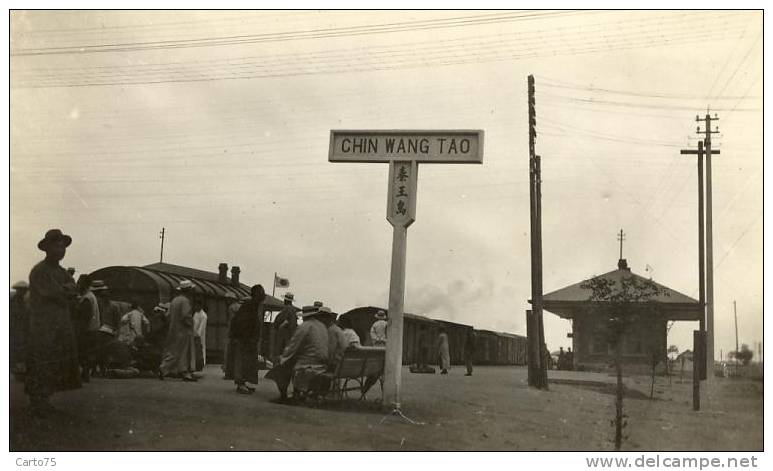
[734,300,739,375]
[159,227,165,263]
[699,112,719,379]
[681,114,719,381]
[527,75,547,389]
[617,229,625,260]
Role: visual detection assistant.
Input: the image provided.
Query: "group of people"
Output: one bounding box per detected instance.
[223,289,365,403]
[15,227,477,415]
[556,347,574,371]
[11,228,212,416]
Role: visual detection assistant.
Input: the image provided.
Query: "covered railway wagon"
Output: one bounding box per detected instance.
[472,329,527,365]
[88,262,289,363]
[474,329,500,365]
[340,307,523,366]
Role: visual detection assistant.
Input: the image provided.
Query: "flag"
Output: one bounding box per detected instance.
[275,275,290,288]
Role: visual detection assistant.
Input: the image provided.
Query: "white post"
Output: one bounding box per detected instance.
[384,224,408,408]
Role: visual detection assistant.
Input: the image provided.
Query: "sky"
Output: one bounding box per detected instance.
[8,10,763,358]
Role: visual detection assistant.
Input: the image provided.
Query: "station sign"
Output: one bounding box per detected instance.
[329,130,484,164]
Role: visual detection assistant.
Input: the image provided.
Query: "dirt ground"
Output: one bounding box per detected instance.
[9,365,763,451]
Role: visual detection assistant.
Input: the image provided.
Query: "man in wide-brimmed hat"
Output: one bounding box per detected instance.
[266,302,329,403]
[158,280,198,382]
[26,229,81,415]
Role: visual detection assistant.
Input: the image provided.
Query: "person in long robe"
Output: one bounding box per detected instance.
[25,229,82,415]
[158,280,197,382]
[226,285,265,394]
[192,300,208,371]
[222,292,241,379]
[437,328,451,375]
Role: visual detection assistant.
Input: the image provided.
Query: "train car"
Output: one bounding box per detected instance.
[498,332,528,365]
[435,320,473,365]
[474,329,500,365]
[339,306,441,366]
[89,262,290,363]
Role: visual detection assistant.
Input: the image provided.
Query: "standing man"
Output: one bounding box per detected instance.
[369,310,388,346]
[222,292,241,379]
[192,298,208,372]
[272,292,297,364]
[437,328,451,375]
[74,277,101,382]
[92,280,118,375]
[158,280,197,382]
[26,229,81,415]
[227,285,266,394]
[464,330,476,376]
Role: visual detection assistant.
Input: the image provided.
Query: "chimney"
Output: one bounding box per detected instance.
[218,263,228,283]
[617,259,630,271]
[231,266,240,287]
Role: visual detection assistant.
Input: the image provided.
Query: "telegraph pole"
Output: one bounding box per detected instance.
[698,112,719,379]
[528,75,547,389]
[733,300,739,375]
[681,114,719,381]
[159,227,165,263]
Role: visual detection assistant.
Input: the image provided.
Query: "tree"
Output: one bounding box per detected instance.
[580,275,668,450]
[734,344,754,366]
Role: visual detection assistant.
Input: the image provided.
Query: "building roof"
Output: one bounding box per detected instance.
[540,260,701,321]
[141,262,287,310]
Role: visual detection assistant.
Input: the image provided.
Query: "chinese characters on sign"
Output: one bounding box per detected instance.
[387,161,417,228]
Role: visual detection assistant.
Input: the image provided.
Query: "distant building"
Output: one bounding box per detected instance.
[89,262,291,363]
[540,259,702,374]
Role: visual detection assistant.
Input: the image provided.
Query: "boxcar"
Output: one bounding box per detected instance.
[473,329,499,365]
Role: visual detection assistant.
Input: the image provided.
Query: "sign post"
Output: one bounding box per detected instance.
[329,130,483,410]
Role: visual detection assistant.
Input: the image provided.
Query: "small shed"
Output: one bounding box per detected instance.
[88,262,291,363]
[540,259,702,373]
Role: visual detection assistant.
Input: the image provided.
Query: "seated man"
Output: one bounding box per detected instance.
[324,309,348,371]
[266,303,329,404]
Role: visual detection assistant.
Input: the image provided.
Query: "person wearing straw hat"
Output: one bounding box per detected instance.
[266,303,329,403]
[369,309,388,346]
[25,229,81,415]
[272,292,298,365]
[158,280,197,382]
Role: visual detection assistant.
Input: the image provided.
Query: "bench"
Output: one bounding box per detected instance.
[327,346,385,400]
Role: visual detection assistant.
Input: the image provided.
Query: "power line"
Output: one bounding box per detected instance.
[12,15,749,88]
[11,11,587,56]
